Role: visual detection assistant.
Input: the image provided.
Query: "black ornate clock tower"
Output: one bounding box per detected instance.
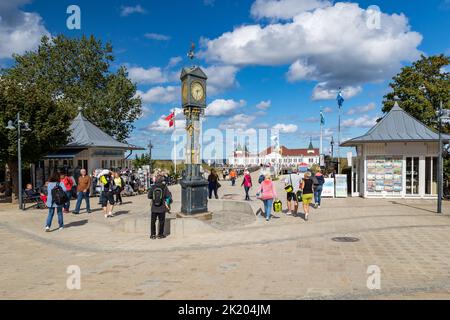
[179,66,209,215]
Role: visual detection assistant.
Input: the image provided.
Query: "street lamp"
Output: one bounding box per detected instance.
[5,112,31,210]
[436,101,448,214]
[417,86,446,214]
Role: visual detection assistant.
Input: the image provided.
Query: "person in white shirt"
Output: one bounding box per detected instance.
[284,172,302,215]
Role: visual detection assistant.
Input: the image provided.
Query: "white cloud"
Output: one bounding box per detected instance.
[144,33,171,41]
[146,108,184,133]
[167,56,182,68]
[323,107,333,113]
[120,5,147,17]
[203,65,239,95]
[272,123,298,133]
[140,106,153,119]
[205,99,246,117]
[251,0,331,20]
[342,115,378,128]
[346,102,376,115]
[128,66,166,84]
[256,100,271,110]
[312,84,362,101]
[219,113,255,130]
[147,117,176,133]
[286,59,317,82]
[202,2,422,98]
[136,86,179,105]
[0,1,50,59]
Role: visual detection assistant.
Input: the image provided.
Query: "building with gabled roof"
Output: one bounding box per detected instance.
[341,102,450,198]
[34,112,144,186]
[229,142,320,167]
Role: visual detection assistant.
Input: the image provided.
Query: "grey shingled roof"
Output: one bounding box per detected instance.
[341,103,450,147]
[65,112,143,150]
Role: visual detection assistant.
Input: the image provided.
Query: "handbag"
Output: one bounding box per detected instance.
[284,174,293,193]
[296,190,303,202]
[273,200,282,213]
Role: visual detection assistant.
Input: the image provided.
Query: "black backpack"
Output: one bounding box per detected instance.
[52,183,68,206]
[152,186,165,207]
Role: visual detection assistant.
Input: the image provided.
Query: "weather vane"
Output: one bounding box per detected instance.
[187,42,196,66]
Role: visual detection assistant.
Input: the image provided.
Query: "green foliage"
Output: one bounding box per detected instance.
[382,54,450,131]
[382,54,450,180]
[0,77,72,164]
[3,34,142,142]
[132,153,155,169]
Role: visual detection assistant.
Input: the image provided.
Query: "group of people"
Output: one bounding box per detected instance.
[235,168,325,222]
[43,169,126,232]
[38,163,326,238]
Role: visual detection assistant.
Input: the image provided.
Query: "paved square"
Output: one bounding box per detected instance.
[1,173,450,299]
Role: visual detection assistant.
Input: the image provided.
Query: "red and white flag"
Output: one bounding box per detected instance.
[165,112,175,127]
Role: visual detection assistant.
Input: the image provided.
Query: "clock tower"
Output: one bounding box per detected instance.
[179,66,209,215]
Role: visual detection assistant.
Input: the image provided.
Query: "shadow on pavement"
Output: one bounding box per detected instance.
[65,219,88,229]
[113,210,130,217]
[390,201,437,214]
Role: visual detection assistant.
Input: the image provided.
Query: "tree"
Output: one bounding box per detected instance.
[3,34,142,142]
[132,154,155,170]
[1,34,142,201]
[382,54,450,184]
[382,54,450,130]
[0,77,73,200]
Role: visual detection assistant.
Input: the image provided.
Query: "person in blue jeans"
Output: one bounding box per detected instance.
[45,172,67,232]
[263,199,273,220]
[259,174,277,221]
[313,170,325,209]
[73,169,92,214]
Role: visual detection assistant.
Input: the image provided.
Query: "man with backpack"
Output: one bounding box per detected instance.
[313,169,326,209]
[148,175,172,240]
[99,170,116,218]
[45,172,68,232]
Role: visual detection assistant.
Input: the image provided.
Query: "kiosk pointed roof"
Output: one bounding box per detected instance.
[66,112,143,150]
[341,102,450,146]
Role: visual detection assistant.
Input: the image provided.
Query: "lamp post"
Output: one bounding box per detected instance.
[330,136,335,168]
[148,139,153,188]
[6,112,31,210]
[436,101,448,214]
[418,85,447,215]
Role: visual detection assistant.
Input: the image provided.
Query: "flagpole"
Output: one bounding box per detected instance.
[336,89,344,175]
[320,110,323,157]
[174,114,177,179]
[338,106,341,174]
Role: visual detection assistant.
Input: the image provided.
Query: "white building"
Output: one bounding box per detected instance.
[229,142,320,167]
[342,103,450,199]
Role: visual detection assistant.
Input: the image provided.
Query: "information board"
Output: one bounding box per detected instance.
[321,178,335,198]
[335,174,348,198]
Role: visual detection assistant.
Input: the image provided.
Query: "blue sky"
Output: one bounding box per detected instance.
[1,0,449,159]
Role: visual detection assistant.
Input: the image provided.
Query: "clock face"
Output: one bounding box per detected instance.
[182,81,188,103]
[190,82,204,102]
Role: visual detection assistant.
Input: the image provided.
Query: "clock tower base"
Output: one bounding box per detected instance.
[180,166,208,215]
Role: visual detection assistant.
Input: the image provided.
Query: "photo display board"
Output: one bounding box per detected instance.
[366,156,403,193]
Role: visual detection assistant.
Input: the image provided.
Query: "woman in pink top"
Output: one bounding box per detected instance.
[241,170,252,201]
[259,174,277,221]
